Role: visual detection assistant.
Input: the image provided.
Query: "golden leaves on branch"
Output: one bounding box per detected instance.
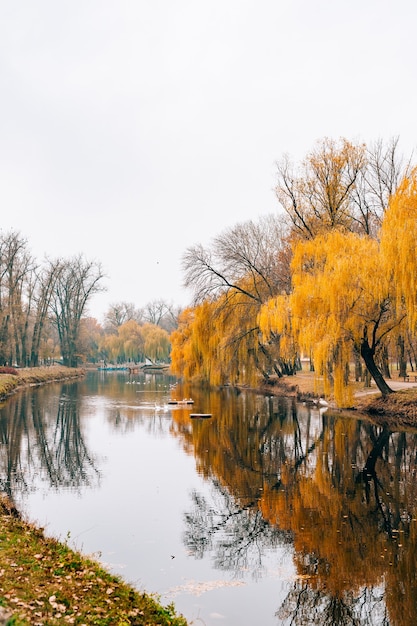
[380,167,417,328]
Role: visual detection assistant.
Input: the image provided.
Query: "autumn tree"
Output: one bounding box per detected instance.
[141,322,170,362]
[259,231,397,405]
[177,215,292,385]
[0,231,35,365]
[260,168,417,404]
[170,307,204,381]
[380,169,417,329]
[99,319,170,364]
[37,318,60,364]
[275,137,410,240]
[275,138,367,239]
[116,319,145,362]
[170,301,228,384]
[4,233,35,366]
[0,232,111,367]
[78,317,104,363]
[98,331,123,364]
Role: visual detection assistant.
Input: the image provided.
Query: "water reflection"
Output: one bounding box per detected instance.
[0,382,100,500]
[277,583,388,626]
[1,373,417,625]
[184,481,291,578]
[170,382,417,625]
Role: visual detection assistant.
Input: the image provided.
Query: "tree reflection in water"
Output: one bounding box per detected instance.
[0,382,99,504]
[1,374,416,624]
[184,479,291,578]
[277,583,389,626]
[173,384,417,626]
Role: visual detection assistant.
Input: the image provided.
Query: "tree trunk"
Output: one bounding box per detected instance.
[361,334,394,397]
[353,347,362,382]
[406,330,417,371]
[378,345,391,379]
[397,335,407,378]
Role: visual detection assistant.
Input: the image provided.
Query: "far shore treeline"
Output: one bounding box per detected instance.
[0,238,178,368]
[171,137,417,407]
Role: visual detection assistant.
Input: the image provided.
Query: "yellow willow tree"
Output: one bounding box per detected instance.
[171,286,290,387]
[141,322,170,362]
[170,303,219,382]
[98,319,144,363]
[259,227,408,406]
[380,169,417,328]
[99,332,124,363]
[117,319,145,362]
[200,287,265,386]
[170,307,196,380]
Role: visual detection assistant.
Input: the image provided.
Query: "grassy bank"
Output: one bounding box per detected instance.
[0,365,86,401]
[0,366,188,626]
[0,498,187,625]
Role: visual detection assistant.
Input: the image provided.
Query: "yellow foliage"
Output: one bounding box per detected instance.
[170,303,219,381]
[170,308,199,379]
[260,230,390,406]
[258,295,290,337]
[98,319,170,363]
[380,168,417,329]
[276,138,367,240]
[176,164,417,396]
[141,323,170,361]
[171,284,271,386]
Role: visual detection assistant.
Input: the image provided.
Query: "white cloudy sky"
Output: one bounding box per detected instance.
[1,1,416,320]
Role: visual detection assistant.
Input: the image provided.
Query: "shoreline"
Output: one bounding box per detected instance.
[256,370,417,429]
[7,364,416,427]
[0,365,86,401]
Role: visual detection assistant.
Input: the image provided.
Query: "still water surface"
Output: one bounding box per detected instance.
[1,370,416,625]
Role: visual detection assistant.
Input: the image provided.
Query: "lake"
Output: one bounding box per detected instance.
[1,370,416,625]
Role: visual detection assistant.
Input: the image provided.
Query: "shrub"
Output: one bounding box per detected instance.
[0,367,18,376]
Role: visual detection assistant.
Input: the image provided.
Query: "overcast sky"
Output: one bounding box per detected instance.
[1,1,416,320]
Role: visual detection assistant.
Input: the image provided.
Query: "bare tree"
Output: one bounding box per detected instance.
[366,136,411,216]
[0,231,34,366]
[159,303,182,333]
[103,301,143,333]
[142,299,181,332]
[183,214,291,304]
[349,136,412,237]
[182,215,294,380]
[49,255,106,367]
[29,259,63,366]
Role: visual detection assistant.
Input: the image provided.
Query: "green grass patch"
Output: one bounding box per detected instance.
[0,500,188,625]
